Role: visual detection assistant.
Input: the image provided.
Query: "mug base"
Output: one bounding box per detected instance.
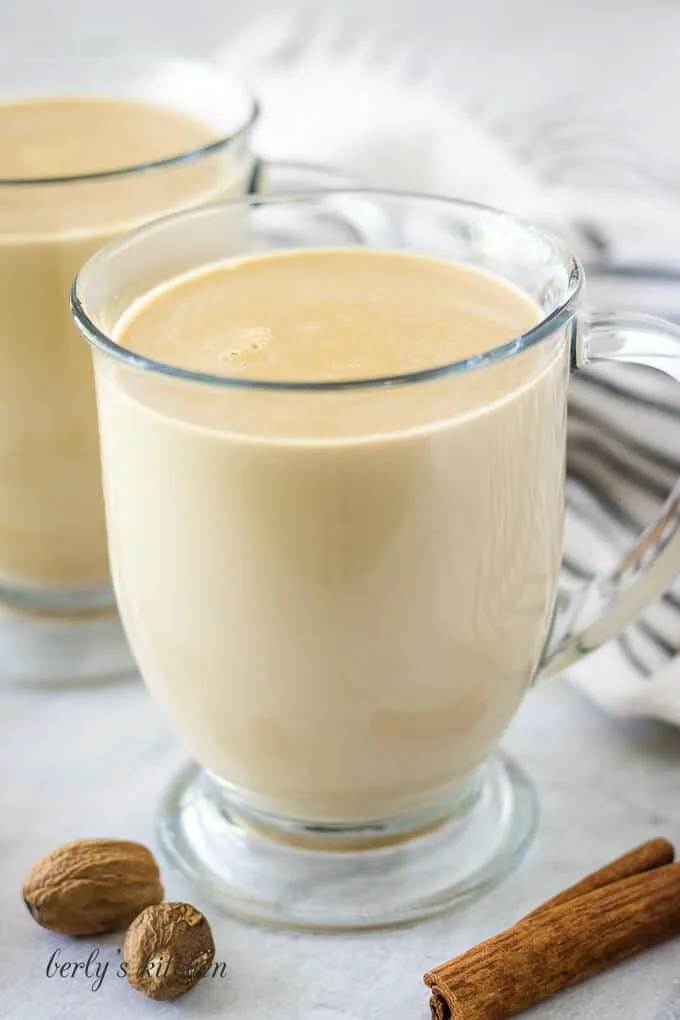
[0,603,136,686]
[158,752,538,931]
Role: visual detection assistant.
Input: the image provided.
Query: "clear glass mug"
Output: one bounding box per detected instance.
[0,58,258,685]
[72,191,680,930]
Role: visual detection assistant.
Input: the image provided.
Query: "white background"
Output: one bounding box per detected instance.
[3,0,680,150]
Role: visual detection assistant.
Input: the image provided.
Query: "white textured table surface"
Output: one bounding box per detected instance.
[2,675,680,1020]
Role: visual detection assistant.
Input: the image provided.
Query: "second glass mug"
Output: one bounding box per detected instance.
[0,57,278,684]
[72,191,680,929]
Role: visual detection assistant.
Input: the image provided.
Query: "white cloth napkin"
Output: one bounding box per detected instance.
[155,15,680,726]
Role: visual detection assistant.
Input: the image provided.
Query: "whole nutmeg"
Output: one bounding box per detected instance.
[123,902,216,1001]
[22,838,164,936]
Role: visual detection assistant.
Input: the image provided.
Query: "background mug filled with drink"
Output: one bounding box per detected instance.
[0,58,259,684]
[72,191,680,929]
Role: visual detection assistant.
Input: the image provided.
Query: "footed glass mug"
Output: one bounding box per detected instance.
[72,192,680,929]
[0,58,258,685]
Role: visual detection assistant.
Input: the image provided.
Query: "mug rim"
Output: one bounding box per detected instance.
[0,58,260,187]
[71,188,584,393]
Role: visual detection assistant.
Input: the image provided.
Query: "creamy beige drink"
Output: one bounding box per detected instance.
[0,96,247,591]
[97,248,568,823]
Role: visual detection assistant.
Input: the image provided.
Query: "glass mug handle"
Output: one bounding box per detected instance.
[541,311,680,679]
[246,157,355,193]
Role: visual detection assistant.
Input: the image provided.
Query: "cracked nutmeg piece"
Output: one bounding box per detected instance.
[22,838,164,936]
[123,901,216,1001]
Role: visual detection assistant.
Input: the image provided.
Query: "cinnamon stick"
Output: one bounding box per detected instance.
[425,853,680,1020]
[522,836,674,921]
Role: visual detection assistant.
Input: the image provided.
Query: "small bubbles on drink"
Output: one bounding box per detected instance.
[217,326,272,364]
